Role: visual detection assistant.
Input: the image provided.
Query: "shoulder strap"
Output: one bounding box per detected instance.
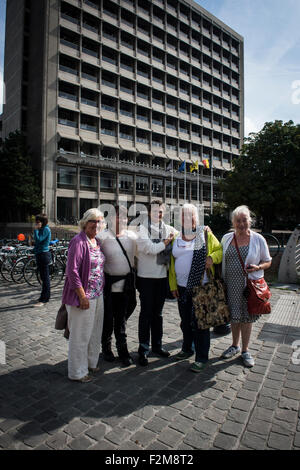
[233,234,247,276]
[115,236,132,271]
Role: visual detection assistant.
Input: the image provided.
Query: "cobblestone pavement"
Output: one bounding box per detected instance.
[0,282,300,451]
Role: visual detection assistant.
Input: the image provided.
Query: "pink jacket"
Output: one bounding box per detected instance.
[61,231,102,307]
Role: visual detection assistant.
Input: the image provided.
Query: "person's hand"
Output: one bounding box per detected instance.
[246,264,259,273]
[172,290,179,299]
[205,256,213,269]
[79,296,90,310]
[164,233,174,246]
[205,225,212,233]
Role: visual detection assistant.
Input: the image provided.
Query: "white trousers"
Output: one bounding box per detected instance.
[66,295,104,380]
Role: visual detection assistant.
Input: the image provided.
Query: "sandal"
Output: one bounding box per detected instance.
[88,367,100,373]
[70,375,93,383]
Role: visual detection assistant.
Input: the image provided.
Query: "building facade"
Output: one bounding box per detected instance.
[2,0,244,223]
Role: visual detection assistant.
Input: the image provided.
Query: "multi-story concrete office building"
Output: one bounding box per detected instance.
[2,0,244,223]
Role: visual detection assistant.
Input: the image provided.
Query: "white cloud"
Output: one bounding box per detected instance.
[244,117,260,137]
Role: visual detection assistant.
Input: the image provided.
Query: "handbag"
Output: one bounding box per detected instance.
[55,304,70,339]
[192,230,230,329]
[233,234,271,315]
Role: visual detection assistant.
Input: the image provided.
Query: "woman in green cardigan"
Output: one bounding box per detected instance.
[169,204,223,372]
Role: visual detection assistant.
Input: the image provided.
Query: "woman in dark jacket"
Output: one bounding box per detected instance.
[33,214,51,307]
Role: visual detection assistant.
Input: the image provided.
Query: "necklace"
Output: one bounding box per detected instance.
[86,236,97,248]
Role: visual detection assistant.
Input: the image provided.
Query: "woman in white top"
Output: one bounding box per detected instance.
[98,205,137,367]
[221,206,272,367]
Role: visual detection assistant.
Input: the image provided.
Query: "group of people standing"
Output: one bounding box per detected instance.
[59,201,272,383]
[34,201,272,383]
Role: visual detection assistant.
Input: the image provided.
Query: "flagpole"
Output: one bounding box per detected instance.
[197,163,199,204]
[184,162,186,202]
[210,156,213,215]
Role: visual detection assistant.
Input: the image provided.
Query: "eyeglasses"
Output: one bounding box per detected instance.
[88,220,102,225]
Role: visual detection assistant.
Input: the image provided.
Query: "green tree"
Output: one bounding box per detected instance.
[219,120,300,232]
[0,131,43,222]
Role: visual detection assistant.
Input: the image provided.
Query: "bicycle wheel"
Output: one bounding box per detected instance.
[11,257,27,284]
[261,233,280,258]
[49,259,65,287]
[23,257,40,287]
[0,258,14,282]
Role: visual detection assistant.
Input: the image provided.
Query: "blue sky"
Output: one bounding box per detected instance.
[1,0,300,135]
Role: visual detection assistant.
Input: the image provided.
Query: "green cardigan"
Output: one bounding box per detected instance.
[169,231,223,292]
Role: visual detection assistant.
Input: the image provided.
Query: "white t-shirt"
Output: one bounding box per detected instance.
[172,236,209,288]
[97,229,137,292]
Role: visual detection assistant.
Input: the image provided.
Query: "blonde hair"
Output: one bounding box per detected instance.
[79,208,103,230]
[231,205,252,225]
[182,203,200,225]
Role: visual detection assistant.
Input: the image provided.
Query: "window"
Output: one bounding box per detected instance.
[81,88,98,107]
[80,169,98,190]
[166,180,177,198]
[136,176,149,194]
[57,165,77,189]
[119,174,133,193]
[100,171,116,191]
[151,178,163,196]
[81,114,98,132]
[58,109,77,128]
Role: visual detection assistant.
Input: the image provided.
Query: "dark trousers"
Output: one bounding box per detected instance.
[102,292,128,354]
[36,252,51,303]
[137,277,167,355]
[177,285,210,363]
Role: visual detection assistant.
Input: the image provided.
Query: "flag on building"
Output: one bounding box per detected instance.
[178,161,186,172]
[190,161,199,173]
[203,159,210,169]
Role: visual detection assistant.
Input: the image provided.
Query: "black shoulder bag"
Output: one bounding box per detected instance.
[115,236,137,319]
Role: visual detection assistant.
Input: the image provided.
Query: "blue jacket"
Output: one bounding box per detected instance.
[34,225,51,254]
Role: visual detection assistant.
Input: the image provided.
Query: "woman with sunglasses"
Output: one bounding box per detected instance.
[62,208,106,383]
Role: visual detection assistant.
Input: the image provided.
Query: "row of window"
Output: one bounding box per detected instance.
[62,0,240,54]
[58,137,233,165]
[58,108,240,149]
[60,28,240,87]
[57,165,223,200]
[59,77,240,123]
[60,4,240,68]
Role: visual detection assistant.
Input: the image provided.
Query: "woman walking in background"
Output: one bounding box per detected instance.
[62,208,106,383]
[33,214,51,307]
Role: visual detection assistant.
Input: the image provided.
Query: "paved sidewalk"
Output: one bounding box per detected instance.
[0,282,299,451]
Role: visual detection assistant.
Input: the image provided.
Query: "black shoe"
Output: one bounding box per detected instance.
[213,324,231,335]
[121,356,134,367]
[152,348,170,358]
[138,353,148,367]
[103,350,115,362]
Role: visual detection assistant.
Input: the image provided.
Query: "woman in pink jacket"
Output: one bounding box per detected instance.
[62,208,105,383]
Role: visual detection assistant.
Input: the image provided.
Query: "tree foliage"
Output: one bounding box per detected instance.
[0,131,43,222]
[219,120,300,232]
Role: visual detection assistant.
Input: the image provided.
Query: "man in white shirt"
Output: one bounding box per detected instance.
[136,200,176,366]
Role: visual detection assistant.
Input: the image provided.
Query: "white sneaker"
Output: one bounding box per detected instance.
[32,302,46,308]
[222,345,241,359]
[241,351,255,368]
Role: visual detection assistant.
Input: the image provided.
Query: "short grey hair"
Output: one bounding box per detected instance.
[231,205,252,225]
[79,208,103,230]
[181,203,200,225]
